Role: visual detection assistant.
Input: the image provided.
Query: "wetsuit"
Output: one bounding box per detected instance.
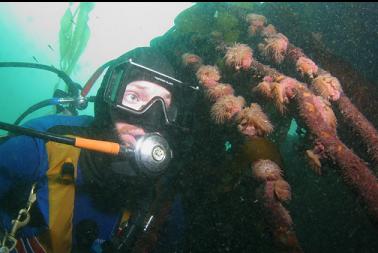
[0,115,184,253]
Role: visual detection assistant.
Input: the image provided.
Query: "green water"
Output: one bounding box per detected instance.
[0,2,193,133]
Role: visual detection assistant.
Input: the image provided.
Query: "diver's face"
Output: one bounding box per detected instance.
[122,81,172,110]
[113,80,171,147]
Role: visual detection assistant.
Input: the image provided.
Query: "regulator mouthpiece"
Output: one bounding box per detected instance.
[124,133,173,176]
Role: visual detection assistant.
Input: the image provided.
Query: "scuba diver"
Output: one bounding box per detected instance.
[0,47,198,253]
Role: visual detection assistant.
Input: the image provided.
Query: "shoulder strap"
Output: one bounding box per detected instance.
[41,140,81,253]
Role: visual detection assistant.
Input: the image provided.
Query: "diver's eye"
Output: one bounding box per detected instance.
[124,93,139,104]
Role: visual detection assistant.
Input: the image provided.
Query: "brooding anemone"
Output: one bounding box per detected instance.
[182,53,203,71]
[261,24,277,38]
[252,159,283,182]
[271,77,300,114]
[259,33,289,64]
[296,56,318,78]
[274,179,292,202]
[246,13,267,37]
[205,83,235,102]
[224,43,253,71]
[236,103,274,138]
[311,73,342,101]
[196,65,221,89]
[210,95,245,124]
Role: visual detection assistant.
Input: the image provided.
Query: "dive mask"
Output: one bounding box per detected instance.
[103,58,198,129]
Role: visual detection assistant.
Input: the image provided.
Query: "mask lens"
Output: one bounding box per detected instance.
[104,60,182,124]
[121,81,172,112]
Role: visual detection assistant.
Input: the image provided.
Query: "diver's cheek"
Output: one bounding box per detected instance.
[120,134,137,147]
[129,128,146,136]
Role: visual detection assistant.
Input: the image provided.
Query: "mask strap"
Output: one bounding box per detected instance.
[81,59,116,97]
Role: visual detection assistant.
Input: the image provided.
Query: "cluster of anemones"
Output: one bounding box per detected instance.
[195,64,245,124]
[245,13,278,38]
[296,89,338,173]
[244,13,317,82]
[252,159,299,250]
[254,74,337,173]
[243,12,378,235]
[192,54,274,138]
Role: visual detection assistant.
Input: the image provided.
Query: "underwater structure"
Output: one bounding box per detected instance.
[1,3,378,253]
[146,3,378,253]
